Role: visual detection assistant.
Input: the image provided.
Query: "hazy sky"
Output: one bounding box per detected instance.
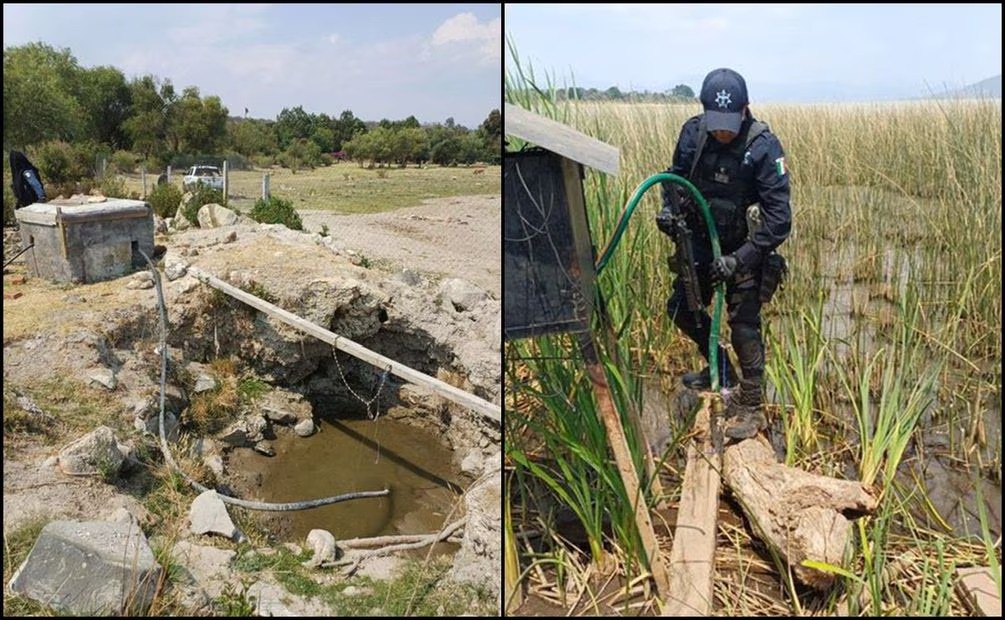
[3,3,501,128]
[505,4,1002,102]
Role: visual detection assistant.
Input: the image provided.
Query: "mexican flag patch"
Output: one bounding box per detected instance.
[775,156,787,176]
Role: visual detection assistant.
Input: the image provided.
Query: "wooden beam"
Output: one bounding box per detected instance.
[956,566,1001,617]
[505,103,620,176]
[663,394,720,616]
[187,266,501,425]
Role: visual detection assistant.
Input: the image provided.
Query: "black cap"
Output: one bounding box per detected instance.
[699,68,748,133]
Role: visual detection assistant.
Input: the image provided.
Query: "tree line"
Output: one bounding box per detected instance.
[3,42,501,178]
[552,84,696,102]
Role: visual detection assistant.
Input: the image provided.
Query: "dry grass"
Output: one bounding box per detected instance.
[112,164,501,215]
[2,265,155,344]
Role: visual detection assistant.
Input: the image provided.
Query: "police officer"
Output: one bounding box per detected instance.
[656,67,791,440]
[9,151,46,209]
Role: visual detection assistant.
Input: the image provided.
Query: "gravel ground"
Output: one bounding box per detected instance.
[299,194,500,297]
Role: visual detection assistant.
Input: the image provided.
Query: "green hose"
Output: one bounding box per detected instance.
[595,173,726,391]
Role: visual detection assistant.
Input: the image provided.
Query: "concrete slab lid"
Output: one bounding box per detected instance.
[505,103,619,176]
[15,198,151,226]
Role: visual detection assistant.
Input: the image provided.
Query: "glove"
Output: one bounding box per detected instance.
[655,206,675,238]
[710,254,739,286]
[672,185,692,205]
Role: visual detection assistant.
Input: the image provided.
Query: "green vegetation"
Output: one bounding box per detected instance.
[249,195,304,231]
[3,42,501,210]
[146,182,183,219]
[505,44,1001,615]
[228,547,495,616]
[182,185,226,224]
[215,578,258,616]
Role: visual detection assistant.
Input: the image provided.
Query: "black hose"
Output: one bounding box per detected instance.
[3,242,34,269]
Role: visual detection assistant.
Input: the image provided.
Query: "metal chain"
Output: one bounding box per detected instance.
[332,346,390,420]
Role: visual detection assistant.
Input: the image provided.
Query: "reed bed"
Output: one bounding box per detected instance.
[506,46,1001,615]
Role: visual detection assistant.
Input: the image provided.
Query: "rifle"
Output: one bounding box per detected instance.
[656,185,703,314]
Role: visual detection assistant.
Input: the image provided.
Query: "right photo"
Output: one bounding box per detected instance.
[503,4,1002,617]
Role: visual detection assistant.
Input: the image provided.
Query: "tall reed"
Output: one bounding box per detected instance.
[506,39,1001,613]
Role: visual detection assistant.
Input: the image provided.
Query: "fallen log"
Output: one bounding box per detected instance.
[721,434,879,589]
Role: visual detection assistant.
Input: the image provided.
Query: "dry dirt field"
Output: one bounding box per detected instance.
[300,193,500,297]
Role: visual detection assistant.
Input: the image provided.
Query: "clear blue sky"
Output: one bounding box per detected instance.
[3,3,501,128]
[505,4,1002,102]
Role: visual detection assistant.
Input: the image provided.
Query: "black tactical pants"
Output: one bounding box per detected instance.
[665,249,765,382]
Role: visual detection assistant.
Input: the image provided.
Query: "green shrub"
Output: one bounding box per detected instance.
[250,196,303,231]
[183,186,225,226]
[252,154,275,169]
[110,150,139,174]
[147,183,182,219]
[97,175,129,199]
[32,141,84,186]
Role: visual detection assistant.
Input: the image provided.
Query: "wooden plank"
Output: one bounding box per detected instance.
[956,566,1001,617]
[579,333,672,598]
[663,394,720,616]
[505,103,619,175]
[187,266,501,425]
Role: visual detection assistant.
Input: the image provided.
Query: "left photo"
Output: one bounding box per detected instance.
[3,3,502,617]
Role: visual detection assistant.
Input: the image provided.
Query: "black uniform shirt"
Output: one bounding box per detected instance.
[667,113,791,267]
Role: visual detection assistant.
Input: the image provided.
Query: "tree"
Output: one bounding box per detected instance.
[228,118,278,157]
[670,84,695,99]
[275,106,315,150]
[3,43,85,148]
[331,110,366,152]
[605,86,623,100]
[477,109,501,163]
[390,127,428,167]
[123,75,170,160]
[73,66,132,149]
[309,125,335,153]
[166,87,228,154]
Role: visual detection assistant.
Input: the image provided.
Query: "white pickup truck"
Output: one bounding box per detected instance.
[182,165,224,192]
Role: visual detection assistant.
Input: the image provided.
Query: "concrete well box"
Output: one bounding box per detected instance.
[14,197,155,284]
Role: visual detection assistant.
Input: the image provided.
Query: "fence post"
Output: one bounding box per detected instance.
[141,167,147,199]
[101,157,107,178]
[262,173,270,201]
[167,165,172,185]
[222,159,229,205]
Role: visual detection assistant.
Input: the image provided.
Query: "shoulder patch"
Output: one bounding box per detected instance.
[775,156,787,177]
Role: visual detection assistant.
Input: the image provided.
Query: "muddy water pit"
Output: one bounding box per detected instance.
[227,398,468,551]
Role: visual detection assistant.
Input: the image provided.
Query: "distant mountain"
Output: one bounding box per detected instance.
[928,75,1001,99]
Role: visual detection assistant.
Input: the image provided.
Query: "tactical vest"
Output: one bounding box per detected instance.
[687,117,768,251]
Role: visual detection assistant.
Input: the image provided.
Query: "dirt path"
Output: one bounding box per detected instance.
[299,194,500,297]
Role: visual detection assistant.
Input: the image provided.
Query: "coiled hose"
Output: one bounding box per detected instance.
[594,173,726,391]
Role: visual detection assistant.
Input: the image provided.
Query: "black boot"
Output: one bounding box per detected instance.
[723,379,766,439]
[681,361,736,390]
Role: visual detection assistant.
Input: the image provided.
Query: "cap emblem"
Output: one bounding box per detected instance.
[715,90,732,109]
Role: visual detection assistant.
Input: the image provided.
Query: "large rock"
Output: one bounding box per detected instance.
[58,426,124,476]
[7,520,162,615]
[448,460,502,598]
[197,203,239,229]
[439,278,488,312]
[189,490,242,541]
